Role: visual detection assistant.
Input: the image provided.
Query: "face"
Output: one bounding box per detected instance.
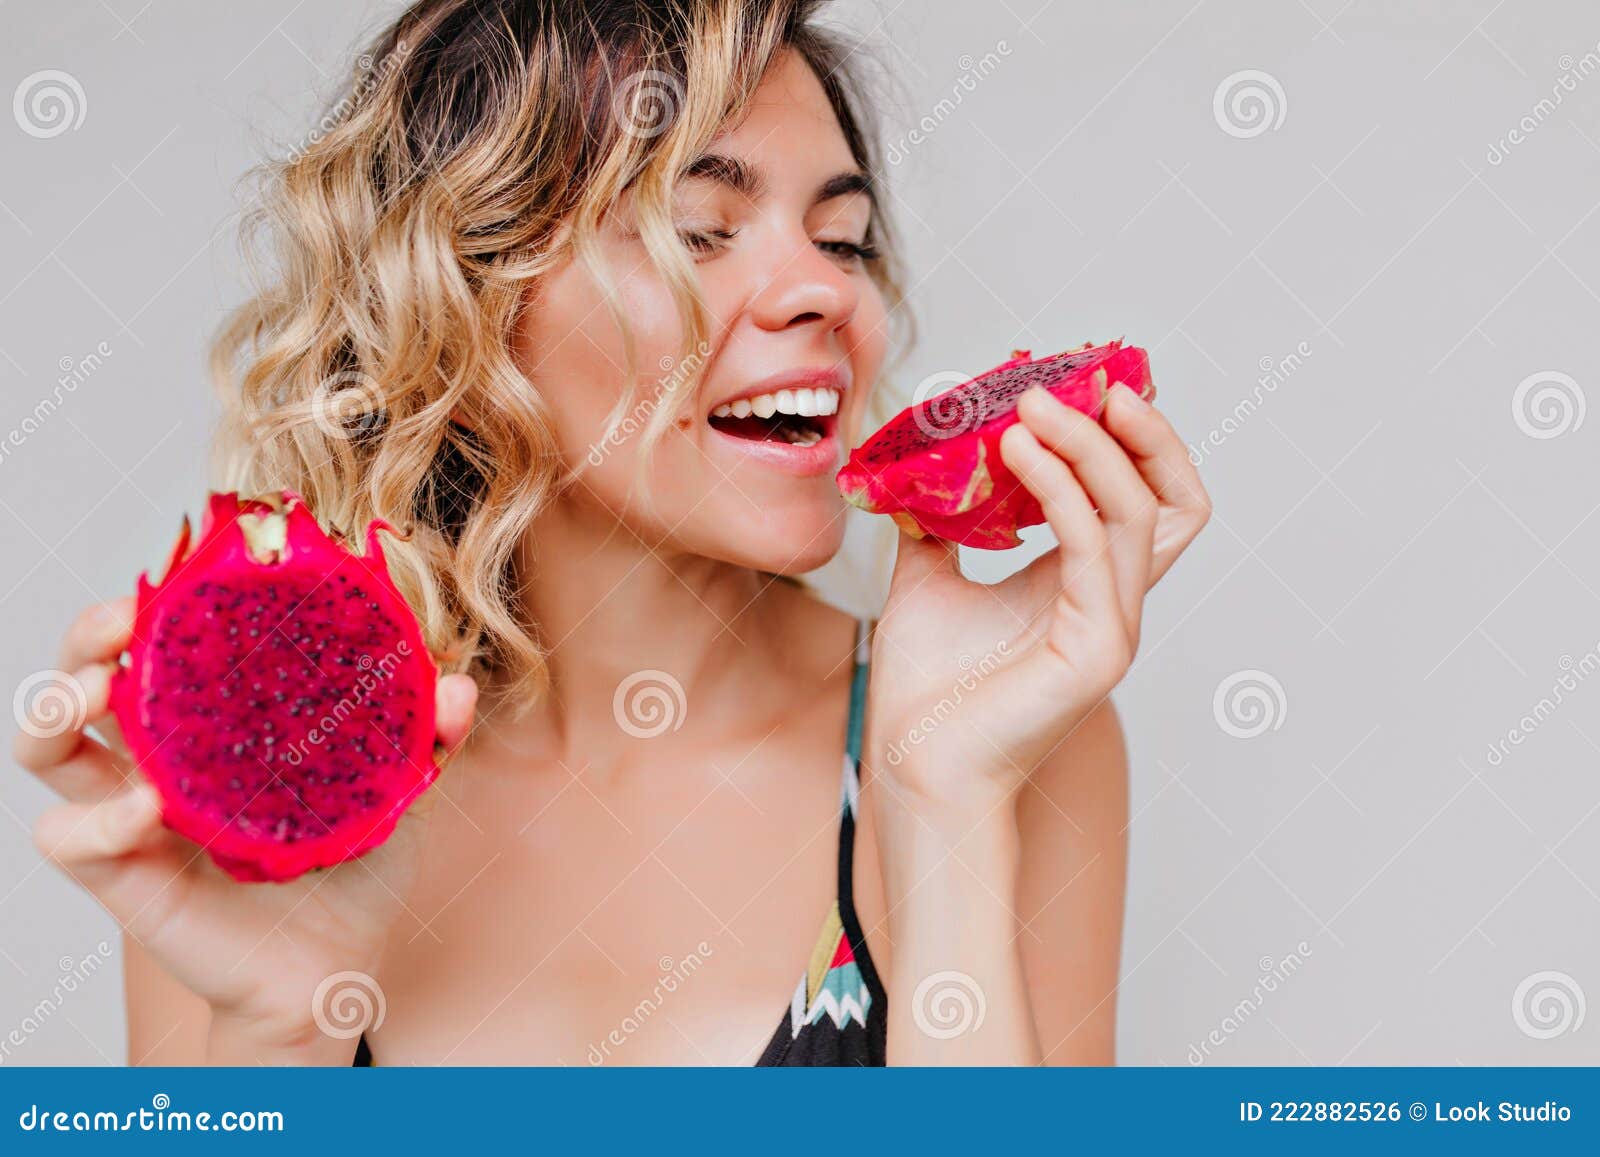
[516,49,890,573]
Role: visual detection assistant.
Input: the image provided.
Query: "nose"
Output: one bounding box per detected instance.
[747,235,860,335]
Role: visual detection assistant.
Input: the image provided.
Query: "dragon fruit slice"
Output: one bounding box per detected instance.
[112,491,440,883]
[837,341,1153,549]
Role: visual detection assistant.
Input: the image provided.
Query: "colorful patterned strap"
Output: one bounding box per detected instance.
[785,617,875,1039]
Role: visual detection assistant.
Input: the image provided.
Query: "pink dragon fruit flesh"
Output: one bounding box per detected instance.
[837,341,1153,549]
[112,491,440,883]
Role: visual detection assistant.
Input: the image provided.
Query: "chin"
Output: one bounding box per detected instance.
[690,492,847,575]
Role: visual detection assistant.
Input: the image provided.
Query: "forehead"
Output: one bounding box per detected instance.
[708,50,854,169]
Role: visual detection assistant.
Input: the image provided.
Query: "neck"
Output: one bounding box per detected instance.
[497,500,788,765]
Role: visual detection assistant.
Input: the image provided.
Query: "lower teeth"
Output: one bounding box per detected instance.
[775,425,821,446]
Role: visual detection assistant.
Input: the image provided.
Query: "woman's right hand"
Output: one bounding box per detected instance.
[12,596,478,1062]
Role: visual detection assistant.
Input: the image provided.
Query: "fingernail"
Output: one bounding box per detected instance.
[1116,382,1151,409]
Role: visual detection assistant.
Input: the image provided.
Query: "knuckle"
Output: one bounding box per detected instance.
[65,605,105,649]
[31,815,63,862]
[11,730,42,771]
[1083,634,1132,690]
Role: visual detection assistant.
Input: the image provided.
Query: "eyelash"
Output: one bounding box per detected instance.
[676,228,878,264]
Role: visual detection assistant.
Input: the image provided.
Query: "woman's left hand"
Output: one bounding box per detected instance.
[868,382,1211,813]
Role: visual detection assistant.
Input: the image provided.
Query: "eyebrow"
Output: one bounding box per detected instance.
[680,152,874,208]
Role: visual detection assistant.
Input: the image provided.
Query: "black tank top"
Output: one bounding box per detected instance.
[353,618,887,1066]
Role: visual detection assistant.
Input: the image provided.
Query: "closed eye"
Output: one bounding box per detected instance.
[817,239,879,263]
[678,227,739,256]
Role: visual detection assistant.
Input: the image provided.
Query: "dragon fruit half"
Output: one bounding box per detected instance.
[111,491,440,882]
[837,341,1153,549]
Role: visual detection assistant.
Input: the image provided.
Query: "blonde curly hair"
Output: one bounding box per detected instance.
[211,0,908,701]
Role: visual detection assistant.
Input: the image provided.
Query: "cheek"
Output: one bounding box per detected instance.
[841,289,891,444]
[515,258,691,465]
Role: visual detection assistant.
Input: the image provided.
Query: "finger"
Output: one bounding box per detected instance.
[888,522,961,593]
[1017,388,1155,523]
[13,663,113,776]
[20,740,129,804]
[1017,389,1156,632]
[58,598,136,756]
[998,423,1119,625]
[1102,385,1213,582]
[34,782,165,867]
[59,597,137,672]
[1101,384,1210,514]
[434,674,479,755]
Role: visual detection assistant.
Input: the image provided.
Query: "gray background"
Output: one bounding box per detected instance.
[2,0,1598,1065]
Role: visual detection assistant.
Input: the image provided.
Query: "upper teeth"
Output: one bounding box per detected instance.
[712,387,840,420]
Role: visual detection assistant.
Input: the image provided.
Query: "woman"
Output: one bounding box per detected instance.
[16,0,1209,1065]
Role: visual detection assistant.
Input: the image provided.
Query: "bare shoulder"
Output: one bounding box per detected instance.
[1015,698,1130,1065]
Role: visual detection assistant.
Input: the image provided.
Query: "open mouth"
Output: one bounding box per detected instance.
[707,387,840,447]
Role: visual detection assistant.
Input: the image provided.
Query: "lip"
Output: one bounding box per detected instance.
[704,366,848,479]
[707,423,841,477]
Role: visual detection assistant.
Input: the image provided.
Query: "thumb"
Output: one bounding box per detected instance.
[887,519,962,592]
[434,674,479,757]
